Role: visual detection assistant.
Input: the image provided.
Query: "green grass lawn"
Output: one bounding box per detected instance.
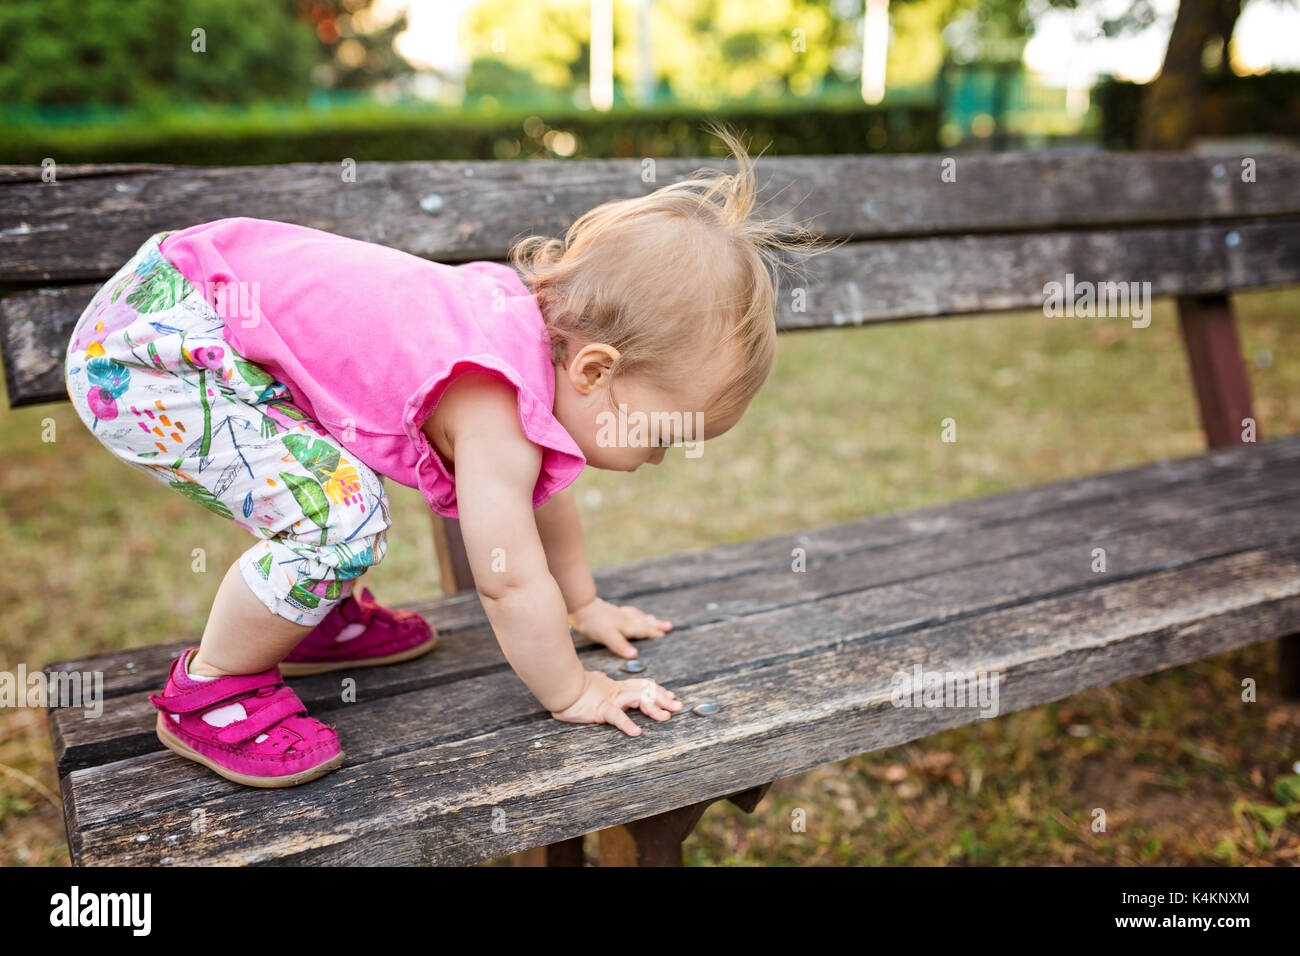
[3,290,1298,866]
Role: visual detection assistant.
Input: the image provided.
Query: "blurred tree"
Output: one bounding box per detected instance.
[291,0,414,91]
[0,0,318,107]
[461,1,593,101]
[923,0,1277,148]
[1136,0,1245,147]
[1027,0,1286,148]
[0,0,412,108]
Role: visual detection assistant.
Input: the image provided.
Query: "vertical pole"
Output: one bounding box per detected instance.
[590,0,614,111]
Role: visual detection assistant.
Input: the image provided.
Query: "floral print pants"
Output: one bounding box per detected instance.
[64,232,391,626]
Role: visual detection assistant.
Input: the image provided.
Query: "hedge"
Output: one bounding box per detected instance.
[0,96,939,165]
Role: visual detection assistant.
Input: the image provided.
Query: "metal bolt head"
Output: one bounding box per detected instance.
[1225,230,1241,248]
[419,193,444,214]
[1212,163,1226,179]
[620,659,646,673]
[692,702,721,716]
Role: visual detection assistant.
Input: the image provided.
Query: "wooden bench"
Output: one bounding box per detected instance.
[4,151,1300,866]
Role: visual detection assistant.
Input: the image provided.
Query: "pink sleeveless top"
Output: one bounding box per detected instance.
[159,217,585,518]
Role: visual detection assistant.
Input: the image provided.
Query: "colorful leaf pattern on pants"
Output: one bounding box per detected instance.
[280,471,331,536]
[65,230,391,628]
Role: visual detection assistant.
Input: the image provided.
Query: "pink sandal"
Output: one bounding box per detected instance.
[150,648,344,788]
[279,586,437,676]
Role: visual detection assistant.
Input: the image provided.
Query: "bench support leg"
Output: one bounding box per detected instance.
[510,836,585,866]
[1176,293,1257,449]
[430,513,474,595]
[1278,634,1300,701]
[1176,295,1298,697]
[596,783,774,866]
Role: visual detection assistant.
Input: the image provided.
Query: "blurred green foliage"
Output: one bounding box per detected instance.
[0,95,938,165]
[0,0,319,107]
[461,0,857,105]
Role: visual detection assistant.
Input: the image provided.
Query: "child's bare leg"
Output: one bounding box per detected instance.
[191,561,316,677]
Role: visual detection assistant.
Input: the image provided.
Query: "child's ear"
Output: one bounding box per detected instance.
[569,343,620,394]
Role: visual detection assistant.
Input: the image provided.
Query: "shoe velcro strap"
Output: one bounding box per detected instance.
[148,668,283,715]
[214,686,309,745]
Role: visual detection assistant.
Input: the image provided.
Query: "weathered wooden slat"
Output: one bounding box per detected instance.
[3,152,1298,281]
[0,164,172,184]
[58,487,1300,835]
[800,218,1300,330]
[49,433,1300,693]
[65,541,1300,865]
[9,218,1300,406]
[1,284,82,407]
[42,435,1300,776]
[44,439,1300,772]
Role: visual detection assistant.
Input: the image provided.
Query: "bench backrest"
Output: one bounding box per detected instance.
[4,151,1299,408]
[4,151,1297,588]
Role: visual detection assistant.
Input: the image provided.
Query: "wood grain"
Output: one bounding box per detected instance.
[57,486,1300,830]
[4,152,1299,280]
[64,541,1300,864]
[44,434,1300,748]
[8,218,1300,406]
[46,439,1300,863]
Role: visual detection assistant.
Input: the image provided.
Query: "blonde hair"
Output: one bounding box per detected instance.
[509,121,831,425]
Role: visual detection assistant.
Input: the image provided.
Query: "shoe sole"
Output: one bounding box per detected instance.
[277,630,438,677]
[155,713,345,788]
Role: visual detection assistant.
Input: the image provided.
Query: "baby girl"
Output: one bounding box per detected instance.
[63,127,820,788]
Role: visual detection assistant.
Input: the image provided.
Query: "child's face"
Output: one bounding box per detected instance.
[552,342,744,471]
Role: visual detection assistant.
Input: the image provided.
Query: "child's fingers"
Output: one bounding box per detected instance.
[622,607,672,638]
[602,701,643,736]
[645,684,682,718]
[599,628,638,658]
[630,680,675,721]
[660,687,684,711]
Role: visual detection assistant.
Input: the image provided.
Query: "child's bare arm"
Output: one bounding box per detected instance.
[434,371,582,711]
[532,487,598,615]
[428,371,680,732]
[535,488,673,658]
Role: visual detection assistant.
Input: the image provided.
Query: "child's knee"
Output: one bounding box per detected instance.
[238,545,339,627]
[241,507,389,626]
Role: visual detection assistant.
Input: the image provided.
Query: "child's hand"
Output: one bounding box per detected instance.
[568,596,672,659]
[550,670,683,737]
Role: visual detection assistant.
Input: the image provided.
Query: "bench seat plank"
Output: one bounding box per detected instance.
[46,436,1300,774]
[47,437,1300,864]
[59,483,1300,829]
[65,541,1300,865]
